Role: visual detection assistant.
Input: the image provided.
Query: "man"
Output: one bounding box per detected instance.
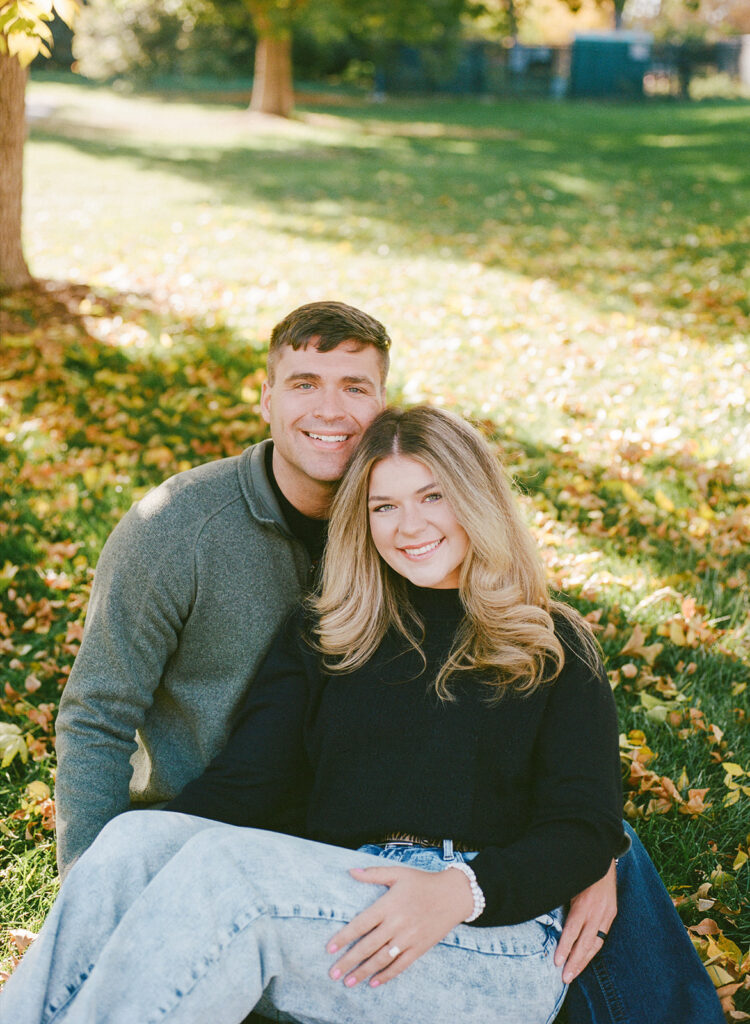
[54,301,722,1024]
[55,300,389,875]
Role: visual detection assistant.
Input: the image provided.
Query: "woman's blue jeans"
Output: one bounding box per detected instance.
[566,821,725,1024]
[0,810,566,1024]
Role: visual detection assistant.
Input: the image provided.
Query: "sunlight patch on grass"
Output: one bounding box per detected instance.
[638,133,725,148]
[539,169,607,200]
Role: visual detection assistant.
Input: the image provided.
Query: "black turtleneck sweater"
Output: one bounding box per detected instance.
[264,442,328,576]
[168,585,625,927]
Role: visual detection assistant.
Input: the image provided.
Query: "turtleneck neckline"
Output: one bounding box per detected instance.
[405,580,464,620]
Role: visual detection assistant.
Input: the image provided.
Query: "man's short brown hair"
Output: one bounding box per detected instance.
[267,301,391,385]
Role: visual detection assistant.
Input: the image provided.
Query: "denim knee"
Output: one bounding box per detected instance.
[93,809,168,850]
[75,810,186,877]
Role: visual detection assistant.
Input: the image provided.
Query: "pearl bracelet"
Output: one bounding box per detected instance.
[444,862,486,923]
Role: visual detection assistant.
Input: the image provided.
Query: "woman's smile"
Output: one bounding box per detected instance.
[399,538,443,558]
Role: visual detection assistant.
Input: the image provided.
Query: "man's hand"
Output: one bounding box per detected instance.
[326,865,473,989]
[555,859,617,983]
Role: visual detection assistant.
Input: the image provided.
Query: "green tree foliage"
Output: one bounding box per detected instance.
[74,0,626,116]
[73,0,256,81]
[74,0,470,114]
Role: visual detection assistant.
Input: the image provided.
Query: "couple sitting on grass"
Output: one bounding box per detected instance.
[0,303,723,1024]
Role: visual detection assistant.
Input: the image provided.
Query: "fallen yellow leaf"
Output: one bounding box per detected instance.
[26,780,51,802]
[732,850,747,871]
[669,621,688,645]
[622,482,641,505]
[654,489,675,512]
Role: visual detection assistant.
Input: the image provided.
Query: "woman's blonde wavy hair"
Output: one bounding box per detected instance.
[312,405,597,700]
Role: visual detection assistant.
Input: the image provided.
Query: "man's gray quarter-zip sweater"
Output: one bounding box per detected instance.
[55,440,310,875]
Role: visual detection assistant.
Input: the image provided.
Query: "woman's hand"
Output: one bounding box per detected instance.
[555,859,617,983]
[326,864,473,988]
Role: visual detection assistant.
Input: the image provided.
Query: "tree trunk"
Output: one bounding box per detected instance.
[0,51,33,292]
[250,33,294,117]
[507,0,519,41]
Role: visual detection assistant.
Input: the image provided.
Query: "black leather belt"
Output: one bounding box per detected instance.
[376,832,476,853]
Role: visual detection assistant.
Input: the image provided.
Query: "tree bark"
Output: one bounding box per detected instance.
[250,33,294,117]
[0,51,33,292]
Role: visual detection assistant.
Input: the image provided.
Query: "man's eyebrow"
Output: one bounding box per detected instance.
[282,372,377,387]
[368,482,439,501]
[284,372,321,383]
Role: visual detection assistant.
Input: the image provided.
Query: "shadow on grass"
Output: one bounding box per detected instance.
[27,93,750,339]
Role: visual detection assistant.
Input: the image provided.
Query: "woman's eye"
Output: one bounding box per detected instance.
[424,492,442,503]
[370,503,395,513]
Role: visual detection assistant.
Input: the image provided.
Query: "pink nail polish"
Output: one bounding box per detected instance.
[370,979,380,988]
[328,944,338,954]
[345,976,357,987]
[330,968,341,980]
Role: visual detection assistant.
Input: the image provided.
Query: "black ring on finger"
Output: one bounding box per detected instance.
[596,930,608,941]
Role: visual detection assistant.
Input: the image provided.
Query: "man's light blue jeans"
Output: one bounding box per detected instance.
[0,811,566,1024]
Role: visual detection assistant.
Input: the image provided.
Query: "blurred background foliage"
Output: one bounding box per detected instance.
[37,0,750,89]
[65,0,464,87]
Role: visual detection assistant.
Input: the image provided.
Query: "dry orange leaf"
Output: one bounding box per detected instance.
[689,918,720,936]
[679,788,712,816]
[8,929,37,953]
[24,674,42,694]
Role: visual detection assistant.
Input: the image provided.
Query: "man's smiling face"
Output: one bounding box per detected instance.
[260,340,386,517]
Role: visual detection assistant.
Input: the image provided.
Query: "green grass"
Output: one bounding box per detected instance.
[1,75,749,1012]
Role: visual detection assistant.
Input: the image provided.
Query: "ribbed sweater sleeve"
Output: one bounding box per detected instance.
[468,636,624,925]
[166,612,312,833]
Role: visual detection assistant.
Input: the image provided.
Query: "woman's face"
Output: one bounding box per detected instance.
[367,455,469,590]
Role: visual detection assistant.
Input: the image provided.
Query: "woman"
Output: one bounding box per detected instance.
[2,405,629,1024]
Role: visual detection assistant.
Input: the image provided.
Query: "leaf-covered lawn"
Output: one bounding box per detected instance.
[1,77,749,1016]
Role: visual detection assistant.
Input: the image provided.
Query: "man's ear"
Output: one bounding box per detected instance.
[260,380,272,425]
